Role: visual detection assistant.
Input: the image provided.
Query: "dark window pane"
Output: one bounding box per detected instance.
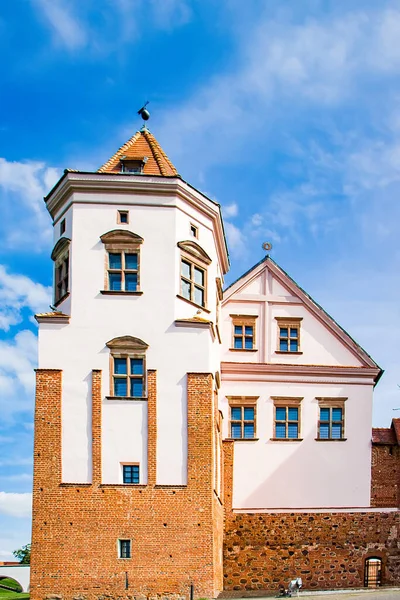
[120,540,131,558]
[280,328,288,337]
[245,326,253,336]
[181,279,191,299]
[234,337,243,349]
[288,407,298,421]
[290,328,298,338]
[109,273,122,291]
[131,379,143,397]
[114,378,127,396]
[244,407,254,420]
[194,267,204,286]
[231,423,242,438]
[234,325,243,335]
[243,423,254,438]
[319,423,330,439]
[331,424,342,439]
[109,253,122,269]
[276,423,286,438]
[245,337,253,349]
[280,339,288,352]
[275,407,286,421]
[125,273,137,291]
[332,408,342,421]
[320,408,330,421]
[125,253,138,270]
[231,407,241,420]
[194,286,204,307]
[288,423,298,438]
[119,212,128,223]
[290,340,298,352]
[114,358,127,374]
[131,358,144,375]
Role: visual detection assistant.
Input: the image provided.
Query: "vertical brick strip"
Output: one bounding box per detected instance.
[223,439,234,515]
[31,369,62,598]
[92,369,102,485]
[147,370,157,485]
[187,372,214,488]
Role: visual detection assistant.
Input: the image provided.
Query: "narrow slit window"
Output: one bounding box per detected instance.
[119,539,131,559]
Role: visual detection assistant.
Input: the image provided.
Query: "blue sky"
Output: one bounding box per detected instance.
[1,0,400,559]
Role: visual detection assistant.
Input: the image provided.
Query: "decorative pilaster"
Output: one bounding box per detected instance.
[92,369,102,485]
[147,370,157,485]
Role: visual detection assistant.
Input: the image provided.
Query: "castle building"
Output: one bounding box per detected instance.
[31,128,400,600]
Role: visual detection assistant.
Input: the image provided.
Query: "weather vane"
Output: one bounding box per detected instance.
[262,242,273,256]
[138,102,150,129]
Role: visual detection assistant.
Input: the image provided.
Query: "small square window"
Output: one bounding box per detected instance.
[276,318,302,353]
[118,539,131,559]
[230,315,257,351]
[190,224,198,238]
[118,211,129,224]
[60,219,66,235]
[317,401,345,440]
[123,464,140,484]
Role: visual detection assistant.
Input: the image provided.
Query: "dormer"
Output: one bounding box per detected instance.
[119,155,149,174]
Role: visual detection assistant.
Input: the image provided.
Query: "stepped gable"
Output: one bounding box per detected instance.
[98,128,178,176]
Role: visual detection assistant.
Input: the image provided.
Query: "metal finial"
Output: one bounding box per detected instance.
[138,101,150,122]
[262,242,272,254]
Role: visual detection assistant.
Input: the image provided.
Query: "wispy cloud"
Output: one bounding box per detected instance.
[32,0,87,50]
[0,492,32,518]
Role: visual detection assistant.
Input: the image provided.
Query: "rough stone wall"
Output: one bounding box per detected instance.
[223,511,400,593]
[30,370,223,600]
[371,445,400,508]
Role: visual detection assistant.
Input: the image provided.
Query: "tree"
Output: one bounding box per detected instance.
[12,544,31,564]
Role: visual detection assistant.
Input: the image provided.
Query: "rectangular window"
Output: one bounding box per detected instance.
[317,401,345,440]
[275,318,302,353]
[60,218,66,235]
[123,464,140,484]
[112,356,145,398]
[190,224,198,238]
[230,405,256,439]
[275,406,299,439]
[118,210,129,224]
[119,539,131,559]
[108,251,138,292]
[180,258,206,307]
[55,254,69,303]
[230,315,257,351]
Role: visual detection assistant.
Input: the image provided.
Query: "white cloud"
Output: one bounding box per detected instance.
[0,492,32,518]
[149,0,191,30]
[33,0,87,50]
[0,265,51,331]
[223,203,239,218]
[0,158,59,251]
[224,222,246,258]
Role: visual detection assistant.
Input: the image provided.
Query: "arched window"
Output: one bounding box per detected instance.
[178,240,211,309]
[106,336,148,399]
[51,237,71,305]
[364,557,382,588]
[100,230,144,294]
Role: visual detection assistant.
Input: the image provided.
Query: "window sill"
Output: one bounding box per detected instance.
[229,348,257,352]
[315,438,347,442]
[100,290,143,296]
[105,396,148,401]
[275,350,303,355]
[54,292,70,307]
[176,294,211,313]
[224,437,259,442]
[270,438,303,442]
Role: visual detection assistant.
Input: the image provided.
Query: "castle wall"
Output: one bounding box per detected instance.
[371,444,400,508]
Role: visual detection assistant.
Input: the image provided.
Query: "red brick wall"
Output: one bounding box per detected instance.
[371,445,400,508]
[31,370,223,600]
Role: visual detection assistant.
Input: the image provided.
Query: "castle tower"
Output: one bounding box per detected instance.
[31,128,229,600]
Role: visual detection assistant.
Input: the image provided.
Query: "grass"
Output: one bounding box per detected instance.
[0,579,28,600]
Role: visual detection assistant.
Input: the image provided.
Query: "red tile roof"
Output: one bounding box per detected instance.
[392,418,400,443]
[98,129,178,176]
[372,428,397,445]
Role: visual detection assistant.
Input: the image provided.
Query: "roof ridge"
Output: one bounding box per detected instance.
[98,132,141,173]
[143,129,177,176]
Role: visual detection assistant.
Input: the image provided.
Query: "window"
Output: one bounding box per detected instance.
[190,224,198,238]
[272,398,303,440]
[230,315,257,350]
[275,317,302,353]
[60,218,66,235]
[123,464,140,484]
[100,230,143,294]
[118,210,129,224]
[227,397,258,440]
[120,157,148,173]
[118,539,131,559]
[106,336,149,399]
[108,251,138,291]
[51,237,71,305]
[177,241,211,309]
[316,398,346,440]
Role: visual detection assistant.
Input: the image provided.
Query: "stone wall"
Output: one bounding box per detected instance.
[30,370,223,600]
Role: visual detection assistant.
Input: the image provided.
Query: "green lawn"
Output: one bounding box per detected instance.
[0,591,29,600]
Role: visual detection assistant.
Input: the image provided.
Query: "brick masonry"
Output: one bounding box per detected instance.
[371,444,400,508]
[30,370,223,600]
[222,440,400,595]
